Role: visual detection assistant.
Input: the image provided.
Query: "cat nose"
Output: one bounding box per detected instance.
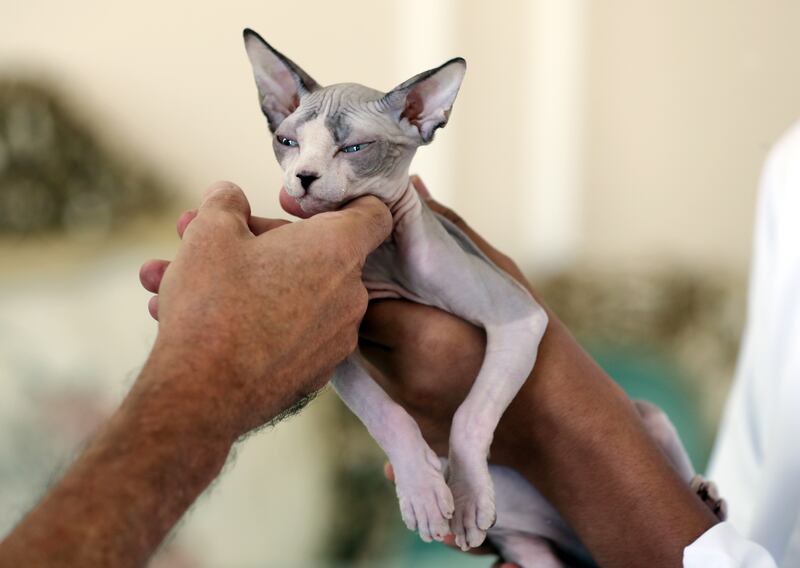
[297,172,320,192]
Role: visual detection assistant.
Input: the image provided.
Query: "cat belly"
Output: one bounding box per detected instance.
[362,204,527,316]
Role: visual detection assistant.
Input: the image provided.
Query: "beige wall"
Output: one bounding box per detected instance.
[1,1,401,218]
[3,1,799,272]
[583,0,800,271]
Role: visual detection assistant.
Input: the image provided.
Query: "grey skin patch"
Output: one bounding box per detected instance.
[346,139,405,178]
[293,106,319,125]
[325,111,352,146]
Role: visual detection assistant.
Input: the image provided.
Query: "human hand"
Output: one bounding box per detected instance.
[138,181,391,441]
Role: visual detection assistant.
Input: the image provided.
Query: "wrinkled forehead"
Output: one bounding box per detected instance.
[286,83,390,143]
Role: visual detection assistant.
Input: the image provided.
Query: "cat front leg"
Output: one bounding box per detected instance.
[332,354,454,542]
[448,308,548,550]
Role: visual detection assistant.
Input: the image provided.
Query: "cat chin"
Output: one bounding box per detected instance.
[297,196,341,216]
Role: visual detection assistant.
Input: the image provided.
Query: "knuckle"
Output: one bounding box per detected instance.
[206,180,242,196]
[202,182,249,214]
[353,196,392,231]
[210,188,244,209]
[336,321,360,357]
[352,285,369,317]
[346,331,359,355]
[348,199,392,236]
[367,203,392,239]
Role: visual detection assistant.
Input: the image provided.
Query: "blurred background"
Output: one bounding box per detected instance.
[1,1,799,566]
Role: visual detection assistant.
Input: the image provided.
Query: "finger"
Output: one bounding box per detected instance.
[198,180,251,221]
[176,209,198,238]
[139,259,170,293]
[249,215,291,235]
[319,195,392,262]
[148,295,159,321]
[410,174,431,199]
[279,187,313,219]
[383,462,396,483]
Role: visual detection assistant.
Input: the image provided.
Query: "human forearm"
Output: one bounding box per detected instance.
[0,182,392,567]
[367,303,716,567]
[497,315,717,568]
[0,347,233,568]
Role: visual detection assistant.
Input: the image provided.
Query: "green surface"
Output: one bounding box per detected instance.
[404,537,495,568]
[587,342,711,472]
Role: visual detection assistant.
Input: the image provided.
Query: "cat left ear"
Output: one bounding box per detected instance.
[243,29,320,132]
[383,57,466,144]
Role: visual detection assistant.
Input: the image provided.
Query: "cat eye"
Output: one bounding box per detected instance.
[277,135,299,148]
[342,142,372,154]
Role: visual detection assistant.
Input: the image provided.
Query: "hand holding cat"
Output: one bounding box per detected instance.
[139,180,391,440]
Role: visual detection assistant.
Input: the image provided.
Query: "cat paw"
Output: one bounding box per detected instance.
[447,457,496,550]
[394,446,454,543]
[691,474,728,521]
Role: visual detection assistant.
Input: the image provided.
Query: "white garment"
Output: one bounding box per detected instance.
[684,121,800,567]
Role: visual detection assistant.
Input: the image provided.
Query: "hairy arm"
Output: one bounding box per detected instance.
[0,349,232,567]
[361,177,717,568]
[0,181,392,568]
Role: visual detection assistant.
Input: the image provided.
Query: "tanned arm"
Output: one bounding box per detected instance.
[359,176,716,568]
[0,181,392,568]
[0,350,232,567]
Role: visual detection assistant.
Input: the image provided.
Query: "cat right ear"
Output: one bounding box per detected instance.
[243,29,320,132]
[383,57,466,144]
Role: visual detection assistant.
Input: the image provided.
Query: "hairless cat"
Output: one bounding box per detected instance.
[243,29,725,566]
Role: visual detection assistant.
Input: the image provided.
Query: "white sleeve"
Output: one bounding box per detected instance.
[684,522,777,568]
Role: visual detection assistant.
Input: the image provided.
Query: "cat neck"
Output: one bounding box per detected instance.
[383,175,422,228]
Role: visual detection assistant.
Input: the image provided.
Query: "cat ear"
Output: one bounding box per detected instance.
[243,29,320,132]
[383,58,466,144]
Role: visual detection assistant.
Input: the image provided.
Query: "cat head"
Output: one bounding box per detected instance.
[243,28,466,214]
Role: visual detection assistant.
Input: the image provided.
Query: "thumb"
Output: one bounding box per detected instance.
[325,195,392,261]
[198,181,251,221]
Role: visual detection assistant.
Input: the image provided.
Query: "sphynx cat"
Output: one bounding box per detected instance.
[243,29,725,566]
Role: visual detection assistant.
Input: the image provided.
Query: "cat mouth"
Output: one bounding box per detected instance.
[280,189,342,218]
[279,188,313,218]
[298,196,340,214]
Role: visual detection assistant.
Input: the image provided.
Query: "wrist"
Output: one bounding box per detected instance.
[134,339,241,450]
[141,332,303,442]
